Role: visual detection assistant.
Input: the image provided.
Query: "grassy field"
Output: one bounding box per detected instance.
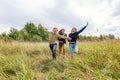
[0,40,120,80]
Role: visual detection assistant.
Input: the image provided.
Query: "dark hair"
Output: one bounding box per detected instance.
[59,29,65,35]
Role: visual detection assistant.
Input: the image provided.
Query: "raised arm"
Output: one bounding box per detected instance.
[77,22,88,34]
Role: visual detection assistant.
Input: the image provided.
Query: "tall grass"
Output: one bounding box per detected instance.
[0,40,120,80]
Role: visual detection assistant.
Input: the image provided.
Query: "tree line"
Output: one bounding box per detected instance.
[0,22,116,42]
[0,22,49,42]
[79,34,115,41]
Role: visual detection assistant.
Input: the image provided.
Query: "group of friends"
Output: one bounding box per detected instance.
[49,22,88,60]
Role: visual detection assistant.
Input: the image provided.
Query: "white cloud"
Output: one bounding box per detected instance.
[11,0,56,15]
[0,6,6,19]
[0,24,11,33]
[0,0,120,37]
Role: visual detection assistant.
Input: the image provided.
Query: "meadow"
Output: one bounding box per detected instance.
[0,40,120,80]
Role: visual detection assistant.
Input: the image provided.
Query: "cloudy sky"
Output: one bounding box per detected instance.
[0,0,120,38]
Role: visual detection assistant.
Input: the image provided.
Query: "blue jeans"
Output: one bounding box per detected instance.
[69,43,78,54]
[49,43,57,59]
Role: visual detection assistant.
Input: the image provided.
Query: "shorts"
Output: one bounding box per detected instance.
[59,42,66,47]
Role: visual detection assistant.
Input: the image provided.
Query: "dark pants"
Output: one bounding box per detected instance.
[49,43,57,59]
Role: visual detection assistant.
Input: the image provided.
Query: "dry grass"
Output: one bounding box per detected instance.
[0,40,120,80]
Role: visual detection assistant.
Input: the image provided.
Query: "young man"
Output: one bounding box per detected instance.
[49,27,69,60]
[68,22,88,59]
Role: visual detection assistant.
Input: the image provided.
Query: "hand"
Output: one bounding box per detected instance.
[85,22,88,27]
[67,37,72,40]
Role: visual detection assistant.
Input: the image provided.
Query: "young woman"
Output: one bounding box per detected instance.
[68,22,88,59]
[58,29,67,58]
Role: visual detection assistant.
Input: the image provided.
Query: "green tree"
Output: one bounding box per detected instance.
[24,22,38,35]
[9,28,23,40]
[20,29,30,41]
[38,24,49,41]
[2,32,7,37]
[108,34,115,39]
[32,35,42,42]
[21,22,43,42]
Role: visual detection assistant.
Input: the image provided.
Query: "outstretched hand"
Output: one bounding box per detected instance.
[85,22,88,27]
